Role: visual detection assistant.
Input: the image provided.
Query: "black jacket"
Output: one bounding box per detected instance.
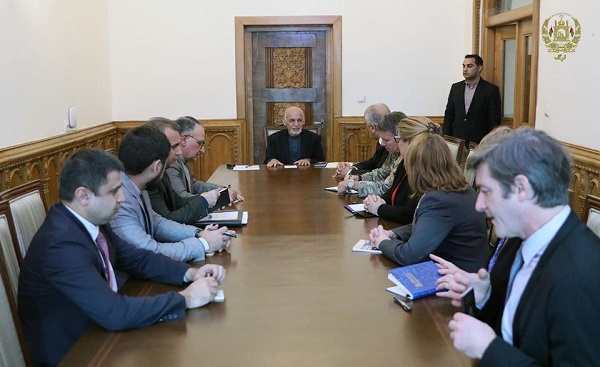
[443,77,501,145]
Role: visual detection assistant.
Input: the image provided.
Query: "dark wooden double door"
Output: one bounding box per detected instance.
[251,30,327,163]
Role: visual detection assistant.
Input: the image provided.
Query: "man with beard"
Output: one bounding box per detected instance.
[146,118,222,224]
[443,54,501,146]
[109,125,231,261]
[264,106,325,167]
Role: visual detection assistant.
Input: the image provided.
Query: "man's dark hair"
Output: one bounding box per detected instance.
[118,125,170,175]
[175,116,202,134]
[377,111,408,134]
[464,54,484,67]
[59,148,124,202]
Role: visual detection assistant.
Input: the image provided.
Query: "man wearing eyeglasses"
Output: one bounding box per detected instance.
[167,116,244,205]
[143,118,221,225]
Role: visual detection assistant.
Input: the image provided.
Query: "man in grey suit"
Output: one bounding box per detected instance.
[167,116,244,204]
[109,125,232,262]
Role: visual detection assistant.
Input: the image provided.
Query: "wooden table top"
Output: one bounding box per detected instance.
[61,165,474,367]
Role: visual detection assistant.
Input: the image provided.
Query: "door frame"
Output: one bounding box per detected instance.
[479,0,540,128]
[235,16,342,163]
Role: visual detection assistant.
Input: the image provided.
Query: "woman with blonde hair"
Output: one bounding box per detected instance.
[363,116,440,224]
[369,132,488,272]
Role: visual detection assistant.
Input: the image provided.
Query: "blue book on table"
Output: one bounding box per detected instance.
[386,260,441,300]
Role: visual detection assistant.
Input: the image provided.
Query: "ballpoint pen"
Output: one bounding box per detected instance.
[393,295,413,312]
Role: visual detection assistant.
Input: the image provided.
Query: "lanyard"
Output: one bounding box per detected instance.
[391,172,408,206]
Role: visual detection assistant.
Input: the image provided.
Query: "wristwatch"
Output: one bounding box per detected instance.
[347,180,355,189]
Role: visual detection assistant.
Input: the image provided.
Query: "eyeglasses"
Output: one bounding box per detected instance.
[184,134,205,149]
[394,135,402,143]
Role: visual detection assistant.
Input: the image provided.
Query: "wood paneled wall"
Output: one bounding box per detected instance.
[0,120,243,206]
[565,143,600,220]
[1,116,596,220]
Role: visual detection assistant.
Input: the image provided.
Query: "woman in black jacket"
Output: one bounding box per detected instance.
[363,116,441,225]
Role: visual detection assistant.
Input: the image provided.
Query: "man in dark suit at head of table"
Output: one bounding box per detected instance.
[442,54,501,146]
[264,106,325,167]
[18,148,226,366]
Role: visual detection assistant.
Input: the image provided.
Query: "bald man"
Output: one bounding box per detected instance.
[264,106,325,167]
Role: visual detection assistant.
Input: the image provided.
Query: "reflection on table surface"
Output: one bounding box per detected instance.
[61,165,474,367]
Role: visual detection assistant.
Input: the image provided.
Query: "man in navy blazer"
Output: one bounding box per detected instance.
[438,128,600,365]
[443,54,501,146]
[264,106,325,167]
[18,148,226,366]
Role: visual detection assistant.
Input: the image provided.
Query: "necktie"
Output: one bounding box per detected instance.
[487,237,507,273]
[96,232,117,292]
[505,246,524,302]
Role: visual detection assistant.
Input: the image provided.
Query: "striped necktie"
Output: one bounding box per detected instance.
[96,232,117,292]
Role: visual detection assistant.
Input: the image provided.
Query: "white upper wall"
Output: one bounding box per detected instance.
[3,0,599,151]
[536,0,600,150]
[0,0,111,148]
[108,0,474,120]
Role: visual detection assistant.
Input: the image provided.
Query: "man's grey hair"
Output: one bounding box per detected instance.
[145,117,181,133]
[175,116,203,134]
[467,127,572,207]
[364,103,390,127]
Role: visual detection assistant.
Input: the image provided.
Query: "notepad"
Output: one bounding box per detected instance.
[233,165,260,171]
[344,203,377,218]
[196,210,248,227]
[284,165,297,169]
[325,162,340,169]
[387,261,441,300]
[352,239,382,254]
[324,186,358,195]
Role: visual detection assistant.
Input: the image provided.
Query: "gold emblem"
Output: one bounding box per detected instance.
[542,13,581,61]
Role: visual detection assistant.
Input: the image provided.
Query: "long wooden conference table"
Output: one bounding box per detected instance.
[61,165,475,366]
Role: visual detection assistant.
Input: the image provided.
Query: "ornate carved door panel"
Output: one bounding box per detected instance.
[251,30,327,163]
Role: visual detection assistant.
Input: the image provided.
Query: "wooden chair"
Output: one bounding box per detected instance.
[263,125,322,149]
[0,243,29,366]
[0,180,47,261]
[443,136,465,165]
[463,142,478,187]
[583,194,600,237]
[0,201,21,303]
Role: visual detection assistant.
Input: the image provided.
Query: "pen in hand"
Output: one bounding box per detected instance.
[204,225,236,237]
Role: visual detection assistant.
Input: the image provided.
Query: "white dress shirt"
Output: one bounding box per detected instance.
[501,205,570,344]
[65,205,118,291]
